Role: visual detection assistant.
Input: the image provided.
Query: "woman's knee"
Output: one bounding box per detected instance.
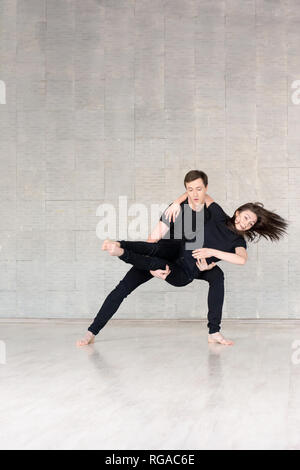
[148,243,160,256]
[148,257,168,271]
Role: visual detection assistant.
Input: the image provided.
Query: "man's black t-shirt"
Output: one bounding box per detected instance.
[160,198,247,278]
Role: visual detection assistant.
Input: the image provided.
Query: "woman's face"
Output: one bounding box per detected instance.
[235,209,257,231]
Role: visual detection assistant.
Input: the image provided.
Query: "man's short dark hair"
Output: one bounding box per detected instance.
[184,170,208,188]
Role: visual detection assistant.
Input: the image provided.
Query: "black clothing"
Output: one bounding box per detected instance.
[119,240,191,285]
[160,198,247,278]
[88,239,224,335]
[87,200,245,337]
[160,198,205,277]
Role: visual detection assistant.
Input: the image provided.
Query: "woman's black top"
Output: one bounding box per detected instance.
[160,199,247,277]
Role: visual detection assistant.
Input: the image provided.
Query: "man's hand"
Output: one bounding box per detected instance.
[192,248,216,259]
[150,265,171,280]
[196,258,216,271]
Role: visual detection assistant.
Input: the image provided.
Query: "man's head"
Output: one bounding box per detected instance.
[184,170,208,206]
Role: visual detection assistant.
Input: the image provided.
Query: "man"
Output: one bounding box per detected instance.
[77,170,231,347]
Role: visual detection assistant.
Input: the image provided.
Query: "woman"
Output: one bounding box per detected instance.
[100,193,288,344]
[103,193,287,273]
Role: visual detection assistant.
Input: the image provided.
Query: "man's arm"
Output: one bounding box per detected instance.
[147,220,169,243]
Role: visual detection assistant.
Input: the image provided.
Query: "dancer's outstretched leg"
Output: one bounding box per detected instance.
[77,331,95,346]
[102,239,171,272]
[77,267,153,346]
[77,239,184,346]
[101,239,233,344]
[103,239,207,288]
[102,238,178,261]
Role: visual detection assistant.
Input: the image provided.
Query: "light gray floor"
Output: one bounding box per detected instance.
[0,319,300,450]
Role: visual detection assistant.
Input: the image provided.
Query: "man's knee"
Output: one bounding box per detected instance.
[207,266,224,284]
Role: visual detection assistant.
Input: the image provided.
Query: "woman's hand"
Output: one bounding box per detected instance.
[164,202,181,223]
[196,258,216,271]
[192,248,216,259]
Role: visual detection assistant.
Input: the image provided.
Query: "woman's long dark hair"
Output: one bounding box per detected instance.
[226,202,289,243]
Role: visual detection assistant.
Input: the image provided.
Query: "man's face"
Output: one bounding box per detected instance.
[185,178,207,205]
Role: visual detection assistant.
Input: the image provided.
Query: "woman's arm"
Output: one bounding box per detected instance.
[192,247,247,265]
[204,193,214,207]
[164,192,187,222]
[213,247,247,265]
[174,192,214,206]
[174,192,188,204]
[166,192,215,222]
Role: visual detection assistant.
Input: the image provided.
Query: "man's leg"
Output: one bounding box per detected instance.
[88,267,153,335]
[196,266,233,345]
[77,267,153,345]
[197,265,225,333]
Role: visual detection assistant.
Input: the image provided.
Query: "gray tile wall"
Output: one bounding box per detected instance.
[0,0,299,320]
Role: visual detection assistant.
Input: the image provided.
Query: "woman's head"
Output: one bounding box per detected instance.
[227,202,288,242]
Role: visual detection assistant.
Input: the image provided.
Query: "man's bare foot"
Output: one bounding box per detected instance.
[76,331,95,347]
[101,239,123,256]
[208,332,234,346]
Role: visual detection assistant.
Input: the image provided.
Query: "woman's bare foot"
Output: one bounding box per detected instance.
[76,331,95,347]
[101,239,123,256]
[102,239,120,251]
[208,332,234,346]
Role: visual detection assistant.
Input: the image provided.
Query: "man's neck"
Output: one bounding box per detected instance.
[187,199,205,212]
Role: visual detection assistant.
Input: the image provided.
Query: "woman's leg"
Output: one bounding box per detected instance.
[104,239,181,261]
[118,247,171,271]
[104,239,193,287]
[117,241,195,289]
[163,263,193,287]
[102,238,174,271]
[119,240,159,256]
[119,240,181,260]
[121,251,192,287]
[104,237,186,274]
